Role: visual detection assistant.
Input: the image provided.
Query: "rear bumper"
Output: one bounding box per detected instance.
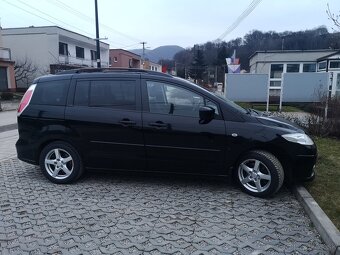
[16,138,39,165]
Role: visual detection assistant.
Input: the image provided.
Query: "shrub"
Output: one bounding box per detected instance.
[272,92,340,139]
[0,92,14,100]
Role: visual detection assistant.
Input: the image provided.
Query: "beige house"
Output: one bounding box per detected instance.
[109,49,141,68]
[141,60,162,72]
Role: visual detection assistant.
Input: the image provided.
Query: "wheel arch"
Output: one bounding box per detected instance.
[36,137,82,164]
[231,144,293,183]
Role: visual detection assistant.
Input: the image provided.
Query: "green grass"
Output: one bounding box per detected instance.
[235,102,302,112]
[305,137,340,230]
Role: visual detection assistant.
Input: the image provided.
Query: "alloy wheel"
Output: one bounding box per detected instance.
[238,159,272,193]
[44,148,74,180]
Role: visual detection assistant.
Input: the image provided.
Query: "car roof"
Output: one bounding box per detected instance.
[55,67,171,77]
[34,68,219,100]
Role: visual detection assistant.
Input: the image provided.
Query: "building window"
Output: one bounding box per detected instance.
[318,61,326,71]
[329,60,340,69]
[303,63,316,72]
[76,46,84,59]
[59,42,68,56]
[113,57,118,63]
[269,89,281,97]
[91,50,96,61]
[270,81,281,87]
[270,64,283,78]
[286,64,299,73]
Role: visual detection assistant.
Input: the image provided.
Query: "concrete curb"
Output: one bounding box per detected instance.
[293,185,340,255]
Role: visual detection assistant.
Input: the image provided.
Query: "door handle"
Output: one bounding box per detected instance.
[149,121,168,128]
[119,119,136,127]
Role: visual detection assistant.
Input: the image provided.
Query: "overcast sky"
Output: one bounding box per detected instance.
[1,0,339,50]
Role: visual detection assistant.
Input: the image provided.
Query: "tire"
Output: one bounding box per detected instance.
[39,141,83,184]
[235,150,284,198]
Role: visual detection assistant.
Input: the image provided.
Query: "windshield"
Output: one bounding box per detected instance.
[214,94,248,114]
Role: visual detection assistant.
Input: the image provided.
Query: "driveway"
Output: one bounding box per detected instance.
[0,157,328,254]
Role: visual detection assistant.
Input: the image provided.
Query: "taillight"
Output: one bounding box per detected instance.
[17,84,36,116]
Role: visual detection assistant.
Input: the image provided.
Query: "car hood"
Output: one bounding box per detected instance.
[255,115,303,133]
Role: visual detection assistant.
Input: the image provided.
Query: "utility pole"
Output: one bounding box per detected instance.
[140,42,147,69]
[94,0,101,68]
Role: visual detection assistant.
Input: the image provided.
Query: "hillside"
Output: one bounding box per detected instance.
[131,45,184,63]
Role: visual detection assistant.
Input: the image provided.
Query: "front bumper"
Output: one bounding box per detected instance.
[291,154,317,182]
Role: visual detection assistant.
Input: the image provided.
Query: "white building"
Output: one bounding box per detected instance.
[141,60,162,72]
[2,26,109,86]
[249,50,340,97]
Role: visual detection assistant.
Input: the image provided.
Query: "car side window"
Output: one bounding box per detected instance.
[31,80,69,106]
[74,81,90,106]
[80,80,137,110]
[147,81,219,118]
[205,99,219,116]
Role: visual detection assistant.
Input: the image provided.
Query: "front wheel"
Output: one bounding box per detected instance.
[235,150,284,198]
[39,141,83,184]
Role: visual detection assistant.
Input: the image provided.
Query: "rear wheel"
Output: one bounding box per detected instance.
[39,141,83,184]
[235,150,284,197]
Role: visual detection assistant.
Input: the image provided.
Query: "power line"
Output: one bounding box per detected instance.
[12,0,95,38]
[47,0,142,48]
[48,0,142,43]
[3,0,57,27]
[217,0,262,41]
[4,0,137,49]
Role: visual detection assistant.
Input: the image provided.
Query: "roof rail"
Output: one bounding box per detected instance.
[55,67,172,77]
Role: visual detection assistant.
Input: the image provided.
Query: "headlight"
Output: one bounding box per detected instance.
[281,133,314,145]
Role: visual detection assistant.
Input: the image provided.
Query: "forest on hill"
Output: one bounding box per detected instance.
[165,26,340,83]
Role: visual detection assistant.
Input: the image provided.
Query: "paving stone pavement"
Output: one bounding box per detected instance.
[0,130,18,161]
[0,158,329,255]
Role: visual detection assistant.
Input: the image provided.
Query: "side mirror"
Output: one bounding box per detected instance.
[199,106,215,124]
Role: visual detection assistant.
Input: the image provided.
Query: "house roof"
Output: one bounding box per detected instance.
[249,49,338,60]
[317,50,340,61]
[249,49,340,63]
[2,26,109,47]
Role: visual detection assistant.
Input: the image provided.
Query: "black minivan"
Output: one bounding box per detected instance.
[16,68,316,197]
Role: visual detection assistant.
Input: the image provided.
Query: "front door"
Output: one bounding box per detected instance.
[142,80,226,175]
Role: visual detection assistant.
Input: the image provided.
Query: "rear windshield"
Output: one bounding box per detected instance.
[31,80,70,106]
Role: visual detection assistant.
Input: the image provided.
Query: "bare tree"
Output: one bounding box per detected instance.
[14,57,38,88]
[326,3,340,32]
